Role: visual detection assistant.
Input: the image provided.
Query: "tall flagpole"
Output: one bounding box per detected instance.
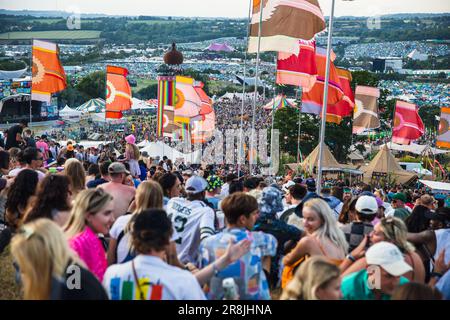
[316,0,336,194]
[296,87,302,164]
[238,0,253,176]
[270,86,276,176]
[249,0,264,175]
[29,38,33,126]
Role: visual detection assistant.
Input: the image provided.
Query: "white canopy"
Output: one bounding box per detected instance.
[131,98,156,110]
[140,141,201,163]
[419,180,450,194]
[387,142,449,155]
[59,105,83,121]
[137,139,152,148]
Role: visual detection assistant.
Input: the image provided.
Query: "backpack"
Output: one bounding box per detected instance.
[115,212,136,264]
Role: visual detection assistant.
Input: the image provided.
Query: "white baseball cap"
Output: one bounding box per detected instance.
[366,242,412,277]
[282,180,296,193]
[185,175,208,194]
[355,195,378,215]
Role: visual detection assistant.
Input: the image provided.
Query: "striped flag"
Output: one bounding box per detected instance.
[157,76,176,137]
[276,40,317,92]
[437,107,450,149]
[301,47,344,116]
[392,101,424,145]
[31,39,66,103]
[353,86,380,134]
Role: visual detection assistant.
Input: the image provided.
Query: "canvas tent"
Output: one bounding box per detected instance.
[59,105,83,121]
[362,144,416,184]
[284,145,344,173]
[387,142,449,156]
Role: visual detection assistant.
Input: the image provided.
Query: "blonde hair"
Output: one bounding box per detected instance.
[64,158,86,196]
[123,181,164,241]
[10,219,82,300]
[303,198,349,254]
[280,256,340,300]
[135,180,164,212]
[64,189,113,238]
[379,217,415,253]
[127,143,140,160]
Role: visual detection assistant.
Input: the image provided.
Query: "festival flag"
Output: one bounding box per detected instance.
[31,39,66,103]
[105,65,132,119]
[325,68,355,124]
[352,86,380,134]
[301,47,344,116]
[157,76,176,137]
[276,40,317,92]
[162,105,179,138]
[248,0,326,55]
[436,107,450,149]
[392,101,425,145]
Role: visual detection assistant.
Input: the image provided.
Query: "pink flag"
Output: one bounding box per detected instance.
[392,101,425,145]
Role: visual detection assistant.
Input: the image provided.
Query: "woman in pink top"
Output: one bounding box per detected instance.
[65,189,114,281]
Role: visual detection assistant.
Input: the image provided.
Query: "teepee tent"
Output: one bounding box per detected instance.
[362,144,416,184]
[300,144,342,173]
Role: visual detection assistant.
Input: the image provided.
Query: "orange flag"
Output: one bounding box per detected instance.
[32,39,66,103]
[301,47,343,116]
[106,65,132,119]
[326,68,355,124]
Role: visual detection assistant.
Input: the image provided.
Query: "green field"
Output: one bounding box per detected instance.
[0,30,101,40]
[134,78,157,91]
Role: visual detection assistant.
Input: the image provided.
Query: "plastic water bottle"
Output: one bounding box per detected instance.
[222,277,239,300]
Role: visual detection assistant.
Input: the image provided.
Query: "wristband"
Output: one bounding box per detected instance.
[430,271,443,279]
[346,254,356,262]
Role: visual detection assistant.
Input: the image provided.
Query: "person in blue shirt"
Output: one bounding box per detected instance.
[199,192,277,300]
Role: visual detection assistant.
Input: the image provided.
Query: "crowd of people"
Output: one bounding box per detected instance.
[0,118,449,301]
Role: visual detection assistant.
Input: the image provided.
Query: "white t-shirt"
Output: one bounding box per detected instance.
[109,214,133,264]
[166,198,215,264]
[102,255,206,300]
[8,167,46,180]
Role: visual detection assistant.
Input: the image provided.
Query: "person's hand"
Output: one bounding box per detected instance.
[434,249,450,275]
[224,238,252,264]
[351,235,368,260]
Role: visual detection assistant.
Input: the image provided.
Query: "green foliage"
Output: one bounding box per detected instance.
[76,71,106,100]
[273,106,352,163]
[0,59,27,70]
[135,84,158,100]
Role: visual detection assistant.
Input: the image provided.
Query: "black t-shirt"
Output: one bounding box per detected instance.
[5,125,23,149]
[50,263,109,300]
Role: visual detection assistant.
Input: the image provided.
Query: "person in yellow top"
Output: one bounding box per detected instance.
[282,198,348,288]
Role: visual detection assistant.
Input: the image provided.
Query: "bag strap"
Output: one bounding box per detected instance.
[131,260,145,300]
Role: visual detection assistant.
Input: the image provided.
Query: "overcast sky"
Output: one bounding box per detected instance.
[1,0,449,18]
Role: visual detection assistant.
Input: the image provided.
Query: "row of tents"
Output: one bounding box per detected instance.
[286,144,418,184]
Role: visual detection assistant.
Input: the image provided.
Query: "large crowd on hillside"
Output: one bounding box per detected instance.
[0,118,449,301]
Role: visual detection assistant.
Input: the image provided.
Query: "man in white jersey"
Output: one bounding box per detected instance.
[166,175,216,265]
